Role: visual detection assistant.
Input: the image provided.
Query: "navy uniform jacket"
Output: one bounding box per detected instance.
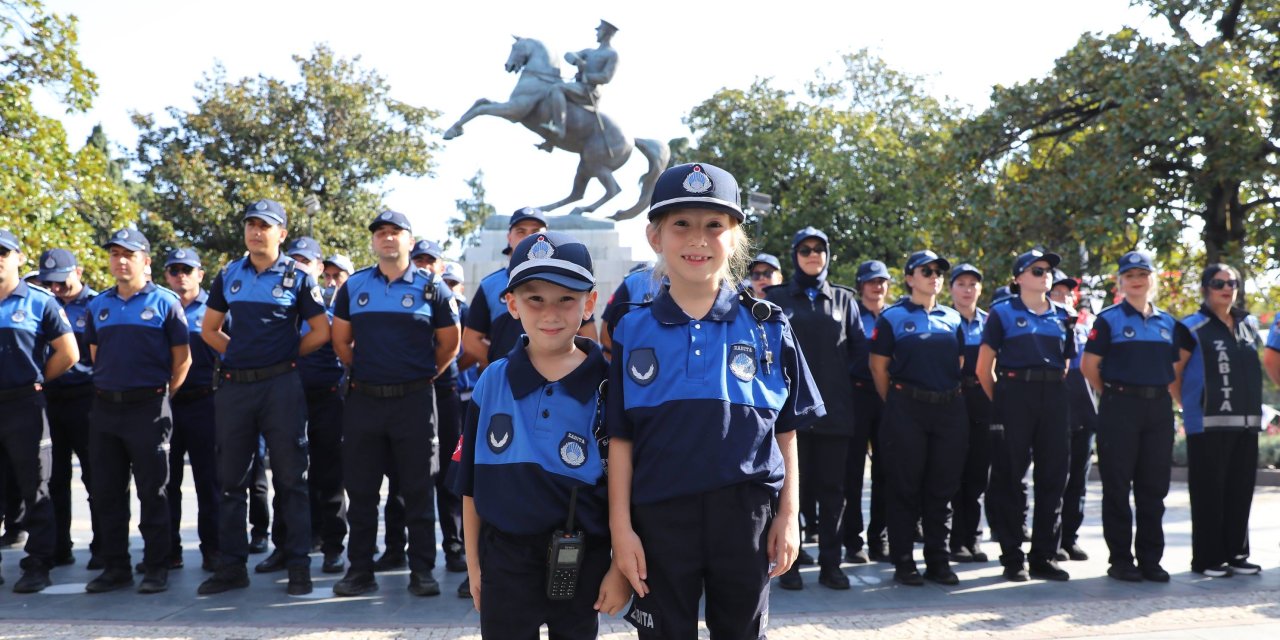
[850,299,880,382]
[0,282,72,389]
[1175,305,1264,434]
[84,283,189,391]
[181,290,223,389]
[958,308,987,378]
[454,337,609,537]
[607,286,825,506]
[207,255,326,370]
[1083,300,1179,386]
[982,296,1075,370]
[45,285,97,388]
[333,265,457,384]
[870,299,965,392]
[465,267,523,365]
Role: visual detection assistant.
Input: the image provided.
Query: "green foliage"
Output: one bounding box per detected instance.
[446,170,496,251]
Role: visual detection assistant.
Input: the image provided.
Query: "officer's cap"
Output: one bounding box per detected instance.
[442,261,464,285]
[509,207,548,230]
[243,199,287,226]
[21,270,40,283]
[1012,249,1061,277]
[504,231,594,295]
[0,229,21,253]
[856,260,892,284]
[164,248,202,269]
[791,226,828,249]
[748,253,782,272]
[1118,250,1154,274]
[369,210,412,233]
[102,228,151,253]
[411,239,444,260]
[1052,269,1078,290]
[993,286,1014,303]
[598,19,619,34]
[323,254,355,275]
[37,249,77,282]
[648,162,743,222]
[905,250,950,273]
[950,263,983,284]
[286,236,323,261]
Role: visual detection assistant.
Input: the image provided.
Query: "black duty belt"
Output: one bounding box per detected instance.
[221,361,296,385]
[350,377,433,399]
[95,387,166,404]
[890,380,961,405]
[998,368,1066,383]
[171,386,214,404]
[43,383,94,400]
[1103,383,1168,400]
[961,376,981,389]
[0,384,41,403]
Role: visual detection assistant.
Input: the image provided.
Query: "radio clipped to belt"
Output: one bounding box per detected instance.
[547,486,585,601]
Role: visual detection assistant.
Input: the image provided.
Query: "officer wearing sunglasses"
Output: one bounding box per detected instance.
[746,253,783,299]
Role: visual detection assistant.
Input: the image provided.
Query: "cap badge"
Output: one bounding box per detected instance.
[1031,250,1043,257]
[45,257,57,268]
[175,249,186,259]
[116,230,128,239]
[381,212,393,220]
[256,201,268,211]
[528,235,555,261]
[298,240,307,248]
[682,165,712,194]
[1129,255,1141,264]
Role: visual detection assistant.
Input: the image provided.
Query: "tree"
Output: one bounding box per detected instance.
[131,44,441,270]
[446,170,496,251]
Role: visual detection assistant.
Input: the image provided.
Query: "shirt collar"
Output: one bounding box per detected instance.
[186,289,209,309]
[1198,303,1248,324]
[373,264,419,285]
[1119,299,1164,318]
[506,336,607,403]
[105,281,157,300]
[897,298,946,315]
[10,281,31,299]
[650,285,740,325]
[1008,295,1056,317]
[70,285,94,304]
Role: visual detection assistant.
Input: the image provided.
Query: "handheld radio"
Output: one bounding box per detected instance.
[546,486,585,601]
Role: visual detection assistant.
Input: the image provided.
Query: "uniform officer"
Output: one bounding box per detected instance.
[36,248,102,568]
[947,263,991,563]
[844,259,892,563]
[161,248,222,572]
[411,238,444,271]
[869,250,968,586]
[976,249,1074,582]
[463,207,548,369]
[600,262,660,360]
[747,253,783,299]
[83,228,191,594]
[442,259,480,599]
[1051,269,1095,562]
[330,210,459,597]
[1081,250,1179,583]
[0,228,78,593]
[321,254,354,305]
[198,199,329,596]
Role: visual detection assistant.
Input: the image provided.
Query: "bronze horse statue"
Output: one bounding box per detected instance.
[442,37,669,220]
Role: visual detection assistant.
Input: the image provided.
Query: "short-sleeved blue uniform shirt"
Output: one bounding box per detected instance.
[85,282,189,391]
[454,337,609,536]
[869,299,965,391]
[0,282,72,389]
[958,308,987,377]
[46,285,97,388]
[607,286,825,506]
[180,290,223,389]
[464,267,525,364]
[206,255,326,370]
[982,296,1075,370]
[1083,300,1179,386]
[333,265,458,384]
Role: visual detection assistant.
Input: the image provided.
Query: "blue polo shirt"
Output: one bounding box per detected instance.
[207,255,326,370]
[850,299,881,381]
[465,267,524,364]
[982,296,1075,370]
[46,285,97,388]
[1176,306,1264,434]
[870,299,965,391]
[84,283,189,391]
[958,308,987,377]
[0,282,72,389]
[181,290,223,389]
[455,337,608,536]
[607,286,825,505]
[297,302,343,389]
[333,265,458,385]
[603,268,661,320]
[1083,300,1179,386]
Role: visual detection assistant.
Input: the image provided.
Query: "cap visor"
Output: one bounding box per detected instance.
[504,272,594,296]
[101,241,147,252]
[243,212,284,226]
[649,199,744,222]
[39,270,71,282]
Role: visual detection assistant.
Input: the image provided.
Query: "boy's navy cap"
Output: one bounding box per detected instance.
[1012,249,1061,276]
[950,263,982,284]
[369,210,412,232]
[442,261,464,284]
[791,226,828,249]
[509,207,548,229]
[323,254,354,274]
[856,260,891,284]
[164,248,201,268]
[504,231,595,295]
[411,239,444,260]
[648,162,743,222]
[1052,268,1078,289]
[905,250,950,273]
[748,253,781,272]
[243,199,287,226]
[37,249,77,282]
[1118,250,1154,274]
[0,229,19,252]
[102,228,151,253]
[285,237,323,261]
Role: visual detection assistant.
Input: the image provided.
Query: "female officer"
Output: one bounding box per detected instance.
[869,250,967,586]
[1173,264,1264,577]
[1081,250,1180,583]
[1051,269,1095,562]
[608,163,823,639]
[947,263,990,563]
[844,260,892,564]
[976,250,1074,583]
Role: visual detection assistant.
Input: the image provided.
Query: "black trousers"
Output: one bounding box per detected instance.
[628,483,772,640]
[1187,429,1257,571]
[988,378,1069,565]
[1061,370,1097,549]
[89,394,172,572]
[45,386,98,557]
[344,386,437,573]
[0,394,55,569]
[478,524,610,640]
[950,384,990,553]
[272,386,347,555]
[879,389,967,569]
[385,382,463,560]
[843,380,886,553]
[1097,390,1173,569]
[789,432,846,570]
[249,443,269,538]
[169,392,220,556]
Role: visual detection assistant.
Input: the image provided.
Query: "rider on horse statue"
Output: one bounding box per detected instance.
[539,19,619,150]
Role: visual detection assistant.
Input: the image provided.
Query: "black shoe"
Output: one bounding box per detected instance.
[796,548,816,566]
[457,576,471,598]
[248,534,269,554]
[138,568,169,594]
[1029,559,1070,581]
[445,553,467,573]
[408,571,441,597]
[867,543,890,563]
[1054,549,1070,562]
[0,529,27,548]
[970,545,989,563]
[844,548,869,564]
[1140,564,1170,582]
[333,570,378,597]
[1065,543,1089,561]
[1107,563,1143,582]
[13,569,51,593]
[201,552,218,572]
[1194,563,1232,578]
[894,564,924,586]
[86,568,135,593]
[950,547,975,563]
[198,565,250,594]
[254,549,286,573]
[86,555,104,571]
[924,566,960,586]
[372,550,406,572]
[170,553,184,570]
[1002,563,1029,582]
[1228,559,1261,575]
[778,567,803,590]
[818,565,850,590]
[287,566,312,595]
[54,551,75,567]
[322,552,345,574]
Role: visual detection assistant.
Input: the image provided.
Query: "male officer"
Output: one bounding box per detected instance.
[83,228,191,594]
[411,239,444,271]
[322,254,354,303]
[37,248,102,568]
[331,210,459,597]
[464,208,547,369]
[0,229,78,593]
[162,248,222,572]
[198,199,329,596]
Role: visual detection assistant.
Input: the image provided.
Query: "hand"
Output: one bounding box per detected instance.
[612,528,649,597]
[766,511,800,578]
[468,566,482,612]
[594,564,633,616]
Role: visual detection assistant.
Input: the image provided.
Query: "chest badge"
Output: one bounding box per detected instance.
[402,293,415,308]
[271,285,285,299]
[10,309,26,323]
[230,280,242,294]
[627,348,659,386]
[729,343,758,382]
[141,307,156,321]
[98,308,110,322]
[76,316,86,328]
[356,292,370,307]
[1159,328,1171,340]
[1123,326,1137,338]
[559,432,588,468]
[1016,316,1028,328]
[486,414,513,454]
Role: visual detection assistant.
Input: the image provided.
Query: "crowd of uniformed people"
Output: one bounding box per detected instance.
[0,160,1277,639]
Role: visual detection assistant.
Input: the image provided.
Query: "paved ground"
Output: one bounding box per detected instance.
[1,468,1277,638]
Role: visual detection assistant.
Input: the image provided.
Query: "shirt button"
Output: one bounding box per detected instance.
[695,323,701,329]
[695,349,702,356]
[542,409,550,418]
[545,387,553,396]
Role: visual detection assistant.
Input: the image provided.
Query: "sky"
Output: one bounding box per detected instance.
[46,0,1163,259]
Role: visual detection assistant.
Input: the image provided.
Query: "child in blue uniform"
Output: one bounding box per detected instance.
[608,163,824,639]
[455,231,630,639]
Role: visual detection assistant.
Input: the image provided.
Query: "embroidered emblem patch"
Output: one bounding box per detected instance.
[1129,254,1141,263]
[175,249,186,259]
[627,348,659,386]
[10,309,26,323]
[559,432,588,468]
[230,280,242,294]
[256,201,268,211]
[141,307,156,321]
[271,285,285,298]
[401,293,415,308]
[903,320,917,333]
[1015,317,1028,328]
[682,165,712,194]
[487,414,513,454]
[357,292,370,307]
[528,235,554,260]
[729,343,757,381]
[45,257,56,268]
[98,308,110,322]
[1123,326,1137,338]
[1160,328,1170,340]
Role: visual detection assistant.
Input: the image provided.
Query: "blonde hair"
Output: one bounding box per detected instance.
[647,212,752,290]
